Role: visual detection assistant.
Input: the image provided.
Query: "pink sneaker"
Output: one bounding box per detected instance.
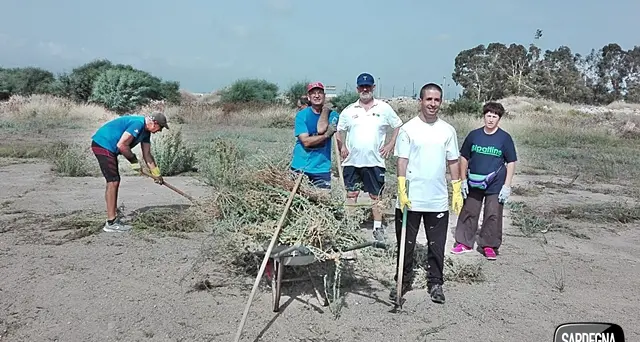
[451,243,473,254]
[484,247,497,260]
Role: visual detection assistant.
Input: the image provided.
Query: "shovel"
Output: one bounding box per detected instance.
[395,179,410,310]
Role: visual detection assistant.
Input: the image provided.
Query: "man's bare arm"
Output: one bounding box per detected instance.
[397,157,408,177]
[335,130,345,152]
[316,106,331,134]
[141,142,158,169]
[298,133,331,148]
[116,133,137,162]
[447,158,461,181]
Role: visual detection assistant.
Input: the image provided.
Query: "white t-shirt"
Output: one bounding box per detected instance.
[336,99,403,168]
[394,116,460,212]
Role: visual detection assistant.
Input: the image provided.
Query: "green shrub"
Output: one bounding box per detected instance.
[46,141,93,177]
[150,127,197,176]
[442,97,483,116]
[89,68,156,114]
[0,67,56,96]
[53,59,114,102]
[219,79,279,104]
[198,138,245,188]
[331,90,360,113]
[284,81,308,107]
[443,97,482,116]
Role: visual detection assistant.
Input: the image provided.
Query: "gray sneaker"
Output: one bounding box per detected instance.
[103,218,132,232]
[373,226,386,242]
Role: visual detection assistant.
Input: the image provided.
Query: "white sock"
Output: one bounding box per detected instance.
[374,221,382,229]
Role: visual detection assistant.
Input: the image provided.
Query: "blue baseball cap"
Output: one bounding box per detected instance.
[356,73,375,86]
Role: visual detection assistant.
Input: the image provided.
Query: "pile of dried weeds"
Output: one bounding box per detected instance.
[195,140,370,273]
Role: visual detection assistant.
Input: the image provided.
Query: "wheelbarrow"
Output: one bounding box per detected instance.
[256,240,388,312]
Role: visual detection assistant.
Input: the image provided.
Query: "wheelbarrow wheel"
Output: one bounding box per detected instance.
[271,259,283,312]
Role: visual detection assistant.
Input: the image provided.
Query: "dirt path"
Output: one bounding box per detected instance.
[1,159,639,341]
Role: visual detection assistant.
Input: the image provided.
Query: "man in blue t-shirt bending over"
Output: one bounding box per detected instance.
[290,82,340,189]
[451,101,517,260]
[91,112,169,233]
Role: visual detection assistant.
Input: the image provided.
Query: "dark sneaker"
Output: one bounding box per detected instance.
[428,284,445,304]
[389,283,411,302]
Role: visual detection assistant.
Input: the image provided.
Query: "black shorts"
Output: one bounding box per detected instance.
[91,140,120,182]
[343,166,385,196]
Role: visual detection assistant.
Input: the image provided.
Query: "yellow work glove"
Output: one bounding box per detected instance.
[451,179,463,215]
[150,166,164,185]
[130,161,141,173]
[397,176,411,210]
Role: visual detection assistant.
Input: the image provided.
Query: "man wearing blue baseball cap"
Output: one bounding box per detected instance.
[336,73,403,241]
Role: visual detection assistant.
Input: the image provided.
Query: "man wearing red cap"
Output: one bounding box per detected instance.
[290,82,340,189]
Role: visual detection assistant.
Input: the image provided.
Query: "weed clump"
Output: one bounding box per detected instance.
[194,138,369,269]
[131,206,207,233]
[46,141,93,177]
[150,126,197,176]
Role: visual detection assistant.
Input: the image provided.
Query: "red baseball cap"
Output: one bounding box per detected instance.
[306,82,325,92]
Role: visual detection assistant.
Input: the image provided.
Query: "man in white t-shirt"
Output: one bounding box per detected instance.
[389,83,464,305]
[336,72,403,241]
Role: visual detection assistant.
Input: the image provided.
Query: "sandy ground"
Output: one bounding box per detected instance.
[1,158,639,342]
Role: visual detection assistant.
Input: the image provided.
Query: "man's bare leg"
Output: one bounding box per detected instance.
[103,181,131,232]
[106,181,119,221]
[371,194,386,241]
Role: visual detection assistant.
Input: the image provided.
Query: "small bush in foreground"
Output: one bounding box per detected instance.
[150,127,197,176]
[46,141,93,177]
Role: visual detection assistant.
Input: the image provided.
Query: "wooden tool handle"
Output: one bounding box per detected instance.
[233,172,304,342]
[139,169,197,204]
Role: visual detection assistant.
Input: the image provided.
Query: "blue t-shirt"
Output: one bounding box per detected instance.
[91,115,151,154]
[290,107,340,175]
[460,127,517,195]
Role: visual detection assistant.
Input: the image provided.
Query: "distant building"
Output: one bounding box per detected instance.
[324,85,337,99]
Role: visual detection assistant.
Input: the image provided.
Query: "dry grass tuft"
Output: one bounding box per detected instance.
[0,94,116,129]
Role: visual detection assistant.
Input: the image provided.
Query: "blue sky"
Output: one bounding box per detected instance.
[1,0,638,97]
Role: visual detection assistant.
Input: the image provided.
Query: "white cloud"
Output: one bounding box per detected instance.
[433,33,451,42]
[229,24,250,39]
[265,0,293,13]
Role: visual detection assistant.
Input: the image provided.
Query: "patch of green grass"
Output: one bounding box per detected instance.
[130,206,206,233]
[46,141,94,177]
[508,201,557,237]
[553,201,640,224]
[0,143,50,159]
[508,201,593,240]
[0,118,81,133]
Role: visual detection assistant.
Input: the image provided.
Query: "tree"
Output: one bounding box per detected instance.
[89,68,156,114]
[284,81,308,108]
[451,40,640,105]
[219,79,279,104]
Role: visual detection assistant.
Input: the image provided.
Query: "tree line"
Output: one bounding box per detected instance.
[4,40,638,115]
[452,41,640,105]
[0,59,181,114]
